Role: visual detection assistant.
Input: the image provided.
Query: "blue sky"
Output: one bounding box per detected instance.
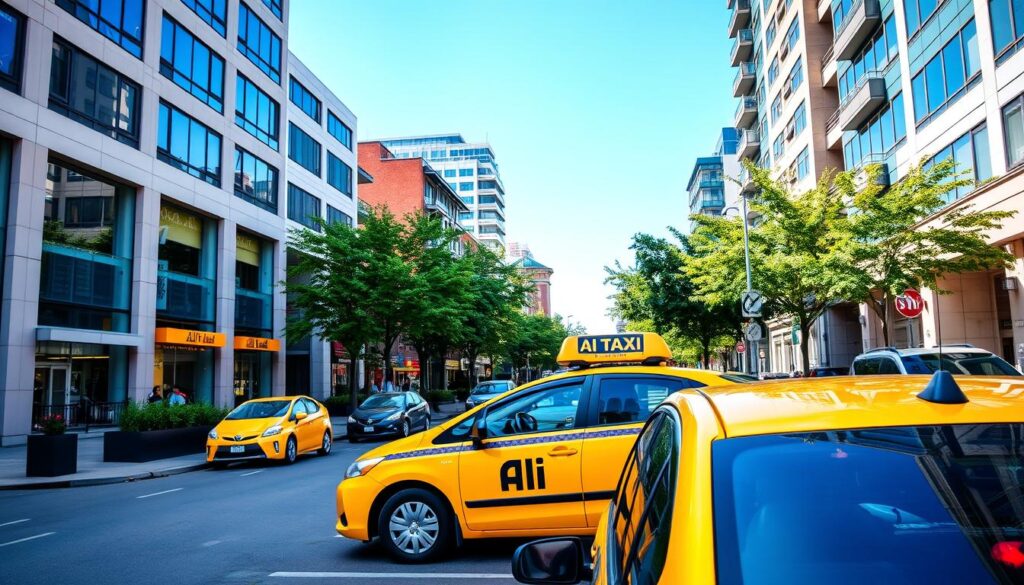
[289,0,736,334]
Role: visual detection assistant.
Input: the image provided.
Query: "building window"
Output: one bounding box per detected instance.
[460,196,474,205]
[327,112,352,149]
[0,3,26,94]
[478,180,498,190]
[843,93,907,170]
[49,39,141,148]
[160,14,224,113]
[288,123,321,177]
[905,0,941,38]
[458,211,472,221]
[766,22,776,48]
[157,100,222,186]
[795,147,809,180]
[771,94,783,124]
[443,169,456,178]
[768,59,779,86]
[182,0,226,37]
[55,0,144,59]
[234,147,278,212]
[459,168,474,176]
[64,197,114,228]
[235,74,280,150]
[990,0,1024,62]
[1003,93,1024,168]
[792,101,806,135]
[910,20,980,128]
[838,16,898,102]
[786,57,803,95]
[773,135,784,159]
[287,183,320,230]
[926,123,991,202]
[289,76,321,123]
[327,152,352,196]
[327,205,352,227]
[458,182,473,191]
[238,2,281,84]
[448,182,457,191]
[784,17,800,53]
[260,0,282,20]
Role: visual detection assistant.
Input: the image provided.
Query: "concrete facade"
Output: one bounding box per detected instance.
[0,0,359,444]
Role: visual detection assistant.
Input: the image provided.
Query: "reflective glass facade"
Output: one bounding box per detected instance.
[157,100,223,186]
[160,14,225,113]
[55,0,144,58]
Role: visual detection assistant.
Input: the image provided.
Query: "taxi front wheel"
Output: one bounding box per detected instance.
[378,488,453,563]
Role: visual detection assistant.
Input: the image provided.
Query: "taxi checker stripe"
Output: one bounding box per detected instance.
[381,427,641,462]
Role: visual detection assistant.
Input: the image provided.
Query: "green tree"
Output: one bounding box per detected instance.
[687,162,859,370]
[504,313,572,380]
[845,161,1016,344]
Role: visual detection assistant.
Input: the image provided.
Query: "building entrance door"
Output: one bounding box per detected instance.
[33,364,72,426]
[234,353,260,406]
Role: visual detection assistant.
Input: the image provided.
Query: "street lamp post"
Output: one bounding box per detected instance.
[723,194,757,377]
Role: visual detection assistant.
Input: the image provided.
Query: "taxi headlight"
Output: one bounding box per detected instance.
[346,416,356,424]
[208,429,218,440]
[262,425,282,437]
[346,456,385,479]
[383,411,401,422]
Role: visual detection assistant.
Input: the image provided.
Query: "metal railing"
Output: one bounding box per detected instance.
[735,96,758,117]
[32,400,128,432]
[826,108,842,134]
[834,0,864,37]
[821,44,835,75]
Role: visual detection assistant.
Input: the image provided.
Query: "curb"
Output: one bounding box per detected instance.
[0,461,211,491]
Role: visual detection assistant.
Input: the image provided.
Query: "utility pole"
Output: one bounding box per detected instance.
[724,193,758,377]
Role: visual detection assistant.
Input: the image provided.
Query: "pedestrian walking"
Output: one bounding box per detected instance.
[147,386,163,404]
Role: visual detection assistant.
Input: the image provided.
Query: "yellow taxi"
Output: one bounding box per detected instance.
[509,372,1024,584]
[335,333,740,562]
[206,396,333,465]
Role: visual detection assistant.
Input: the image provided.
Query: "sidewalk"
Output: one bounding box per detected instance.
[0,411,460,490]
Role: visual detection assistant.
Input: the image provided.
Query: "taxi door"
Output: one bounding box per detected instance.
[580,374,703,526]
[292,399,316,451]
[458,379,590,532]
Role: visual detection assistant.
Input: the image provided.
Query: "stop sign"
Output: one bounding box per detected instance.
[736,341,746,354]
[895,289,924,319]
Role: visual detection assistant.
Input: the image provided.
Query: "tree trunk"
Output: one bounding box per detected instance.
[348,355,358,407]
[466,351,479,388]
[865,295,889,347]
[800,320,812,374]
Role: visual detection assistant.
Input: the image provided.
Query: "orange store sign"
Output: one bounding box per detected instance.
[234,336,281,352]
[154,328,226,348]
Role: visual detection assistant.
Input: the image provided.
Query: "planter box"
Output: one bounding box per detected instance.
[26,434,78,477]
[103,426,211,463]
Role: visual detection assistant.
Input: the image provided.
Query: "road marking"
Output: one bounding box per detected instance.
[0,519,29,528]
[269,572,513,580]
[240,470,263,477]
[136,488,183,499]
[0,532,55,548]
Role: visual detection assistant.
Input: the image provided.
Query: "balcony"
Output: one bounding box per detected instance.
[821,44,837,87]
[735,96,758,128]
[817,0,831,22]
[731,29,754,67]
[733,62,756,97]
[696,195,726,211]
[834,0,881,61]
[157,270,215,323]
[737,130,760,160]
[740,167,758,194]
[826,108,843,149]
[854,159,890,190]
[235,288,272,331]
[839,73,887,130]
[728,0,751,38]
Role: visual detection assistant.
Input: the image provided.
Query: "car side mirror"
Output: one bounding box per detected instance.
[470,411,488,449]
[294,411,308,421]
[511,537,590,584]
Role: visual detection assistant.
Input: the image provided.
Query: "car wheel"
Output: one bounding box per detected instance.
[378,488,452,563]
[318,431,332,456]
[284,435,297,464]
[401,419,410,438]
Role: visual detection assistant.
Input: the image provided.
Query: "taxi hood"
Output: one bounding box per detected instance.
[215,417,283,436]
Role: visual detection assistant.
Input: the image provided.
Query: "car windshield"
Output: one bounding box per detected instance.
[713,424,1024,585]
[361,394,404,409]
[226,400,292,420]
[472,382,509,395]
[912,353,1022,376]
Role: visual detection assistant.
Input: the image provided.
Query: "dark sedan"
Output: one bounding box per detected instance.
[346,392,430,442]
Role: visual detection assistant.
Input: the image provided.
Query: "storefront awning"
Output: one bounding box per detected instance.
[155,327,226,348]
[36,327,144,347]
[234,336,280,352]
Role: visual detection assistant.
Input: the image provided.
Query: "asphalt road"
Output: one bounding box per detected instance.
[0,437,526,585]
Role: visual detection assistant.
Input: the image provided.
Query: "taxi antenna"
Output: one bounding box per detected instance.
[917,370,968,404]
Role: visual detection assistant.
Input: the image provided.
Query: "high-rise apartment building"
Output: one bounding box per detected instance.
[727,0,1024,372]
[0,0,359,444]
[380,134,507,250]
[687,128,742,231]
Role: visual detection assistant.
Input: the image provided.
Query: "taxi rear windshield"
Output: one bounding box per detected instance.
[713,424,1024,585]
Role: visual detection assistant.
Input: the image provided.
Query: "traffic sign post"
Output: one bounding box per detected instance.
[895,289,924,319]
[745,321,762,342]
[741,290,764,318]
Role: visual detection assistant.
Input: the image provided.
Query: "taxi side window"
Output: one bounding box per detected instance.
[595,377,700,426]
[483,383,583,438]
[612,411,679,585]
[290,400,307,418]
[301,398,319,413]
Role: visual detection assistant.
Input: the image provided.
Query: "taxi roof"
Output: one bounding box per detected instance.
[672,375,1024,438]
[557,332,672,367]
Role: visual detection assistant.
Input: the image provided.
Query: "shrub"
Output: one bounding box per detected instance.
[40,414,66,435]
[454,388,470,402]
[120,402,229,432]
[426,389,455,404]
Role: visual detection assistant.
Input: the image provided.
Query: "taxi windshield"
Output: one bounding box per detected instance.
[712,424,1024,585]
[361,394,404,409]
[226,400,292,420]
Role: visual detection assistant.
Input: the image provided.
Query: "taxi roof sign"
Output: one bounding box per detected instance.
[557,333,672,367]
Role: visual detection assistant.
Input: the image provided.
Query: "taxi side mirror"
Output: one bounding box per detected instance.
[512,537,590,584]
[470,411,488,449]
[294,411,308,421]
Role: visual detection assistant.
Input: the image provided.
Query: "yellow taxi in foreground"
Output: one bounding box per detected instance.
[336,333,741,562]
[207,396,333,465]
[510,372,1024,585]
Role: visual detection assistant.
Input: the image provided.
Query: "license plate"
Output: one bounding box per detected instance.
[363,426,374,432]
[230,445,245,453]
